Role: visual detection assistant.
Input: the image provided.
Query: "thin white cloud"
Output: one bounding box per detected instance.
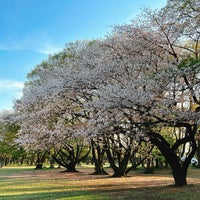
[0,80,24,111]
[20,32,62,55]
[37,42,61,55]
[0,79,24,93]
[0,32,62,55]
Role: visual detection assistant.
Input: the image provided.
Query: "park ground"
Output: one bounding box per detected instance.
[0,166,200,199]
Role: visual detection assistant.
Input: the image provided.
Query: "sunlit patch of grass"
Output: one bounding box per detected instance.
[0,191,107,200]
[0,178,108,200]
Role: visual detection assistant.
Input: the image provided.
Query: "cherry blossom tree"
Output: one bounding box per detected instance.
[14,0,200,186]
[72,1,200,184]
[84,1,200,185]
[14,41,92,170]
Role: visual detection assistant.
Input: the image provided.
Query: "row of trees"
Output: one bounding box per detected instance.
[1,0,200,186]
[0,110,164,172]
[0,110,169,174]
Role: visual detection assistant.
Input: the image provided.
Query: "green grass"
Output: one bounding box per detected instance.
[116,185,200,200]
[0,166,200,199]
[0,177,108,200]
[0,167,33,176]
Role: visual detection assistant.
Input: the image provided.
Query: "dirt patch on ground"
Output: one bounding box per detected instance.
[2,167,200,190]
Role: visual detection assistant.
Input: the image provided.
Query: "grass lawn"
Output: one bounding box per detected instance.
[0,166,200,200]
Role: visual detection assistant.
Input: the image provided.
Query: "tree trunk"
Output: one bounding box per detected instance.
[53,145,90,173]
[149,128,197,187]
[35,163,43,169]
[196,137,200,168]
[144,157,154,174]
[156,146,188,186]
[65,163,78,172]
[106,148,130,177]
[49,158,55,169]
[53,154,78,172]
[93,163,108,175]
[171,166,187,186]
[35,152,46,169]
[91,140,108,175]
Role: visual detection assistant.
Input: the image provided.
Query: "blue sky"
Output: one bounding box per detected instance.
[0,0,167,112]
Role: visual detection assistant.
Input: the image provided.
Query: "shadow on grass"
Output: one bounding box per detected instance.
[1,185,199,200]
[0,183,200,200]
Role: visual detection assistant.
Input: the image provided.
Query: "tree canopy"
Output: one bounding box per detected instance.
[13,0,200,186]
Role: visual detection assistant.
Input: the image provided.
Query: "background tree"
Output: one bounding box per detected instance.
[90,134,108,175]
[53,135,90,172]
[0,111,24,167]
[14,41,93,170]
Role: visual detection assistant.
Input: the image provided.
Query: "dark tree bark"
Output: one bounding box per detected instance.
[91,138,108,175]
[102,125,154,178]
[196,136,200,168]
[149,123,197,186]
[106,146,131,177]
[49,158,55,169]
[35,152,46,169]
[53,143,90,172]
[104,132,136,177]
